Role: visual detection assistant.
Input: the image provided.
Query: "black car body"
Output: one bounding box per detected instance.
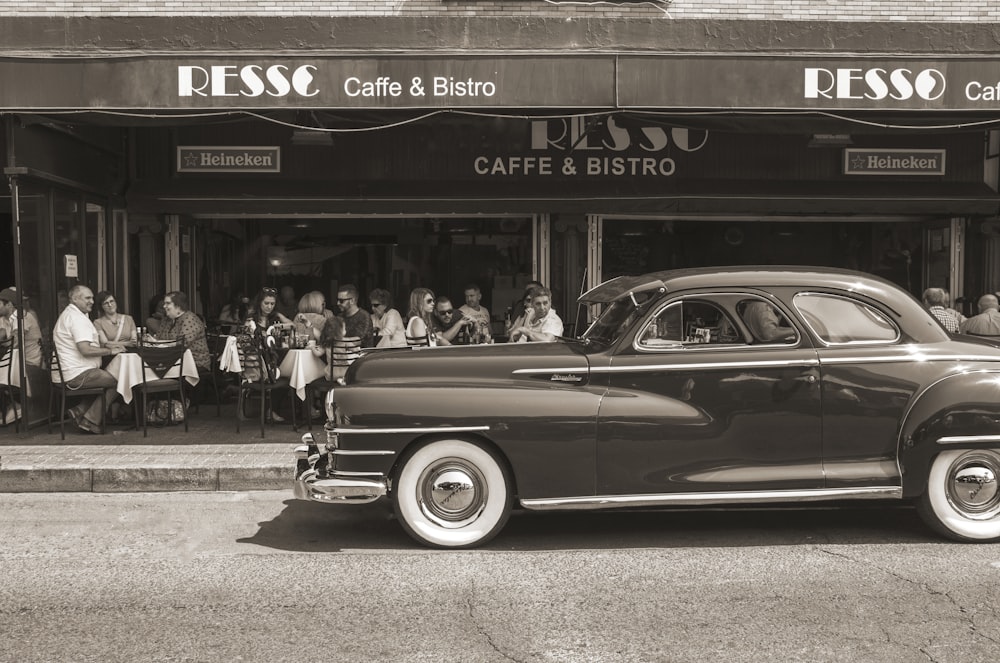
[294,266,1000,548]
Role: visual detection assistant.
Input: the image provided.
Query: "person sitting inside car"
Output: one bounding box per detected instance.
[740,300,796,343]
[511,286,564,343]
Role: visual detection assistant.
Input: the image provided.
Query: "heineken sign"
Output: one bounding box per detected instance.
[843,149,946,176]
[177,146,281,173]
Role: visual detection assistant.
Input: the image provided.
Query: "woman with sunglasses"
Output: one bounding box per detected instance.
[93,290,138,352]
[369,288,407,348]
[405,287,438,347]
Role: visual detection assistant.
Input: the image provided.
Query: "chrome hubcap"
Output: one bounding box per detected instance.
[418,459,487,528]
[946,452,1000,518]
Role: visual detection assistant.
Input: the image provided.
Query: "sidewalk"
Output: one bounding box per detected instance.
[0,403,316,493]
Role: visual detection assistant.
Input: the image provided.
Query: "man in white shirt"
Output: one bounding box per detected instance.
[511,286,564,343]
[53,285,122,434]
[960,294,1000,337]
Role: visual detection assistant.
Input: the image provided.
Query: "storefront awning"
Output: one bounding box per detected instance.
[5,54,1000,114]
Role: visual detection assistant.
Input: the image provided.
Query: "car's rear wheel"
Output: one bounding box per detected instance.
[917,449,1000,542]
[392,438,513,549]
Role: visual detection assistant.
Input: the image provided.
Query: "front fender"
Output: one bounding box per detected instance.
[899,370,1000,497]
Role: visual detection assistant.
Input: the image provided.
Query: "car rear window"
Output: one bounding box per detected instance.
[793,293,899,345]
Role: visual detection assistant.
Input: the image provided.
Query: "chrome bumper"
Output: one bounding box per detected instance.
[292,439,387,505]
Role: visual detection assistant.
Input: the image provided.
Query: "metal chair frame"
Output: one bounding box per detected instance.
[46,341,107,440]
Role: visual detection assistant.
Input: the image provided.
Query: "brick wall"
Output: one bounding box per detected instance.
[0,0,997,22]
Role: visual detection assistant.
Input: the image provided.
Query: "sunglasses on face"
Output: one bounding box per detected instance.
[424,298,434,304]
[439,309,454,316]
[336,297,353,304]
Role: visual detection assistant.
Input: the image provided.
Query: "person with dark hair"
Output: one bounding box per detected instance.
[432,296,473,346]
[93,290,138,351]
[218,291,249,333]
[335,283,373,347]
[0,287,42,367]
[369,287,406,348]
[146,294,167,335]
[154,291,211,372]
[247,287,292,331]
[511,286,564,343]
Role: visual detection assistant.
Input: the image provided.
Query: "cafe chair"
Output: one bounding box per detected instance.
[202,331,230,417]
[132,344,189,438]
[303,336,362,430]
[235,344,296,439]
[1,338,20,431]
[405,333,432,347]
[46,341,107,440]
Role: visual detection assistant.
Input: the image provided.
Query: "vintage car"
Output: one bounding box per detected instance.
[293,266,1000,548]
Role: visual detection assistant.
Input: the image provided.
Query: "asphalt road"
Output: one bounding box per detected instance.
[2,491,999,663]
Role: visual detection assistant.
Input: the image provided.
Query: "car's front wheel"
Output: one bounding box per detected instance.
[917,449,1000,542]
[392,438,513,549]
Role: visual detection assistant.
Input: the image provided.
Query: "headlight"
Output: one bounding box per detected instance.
[324,387,337,422]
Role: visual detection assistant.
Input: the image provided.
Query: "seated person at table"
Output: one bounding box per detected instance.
[405,288,438,347]
[1,287,42,368]
[146,295,167,336]
[432,296,473,346]
[740,300,796,343]
[93,290,138,352]
[511,286,564,343]
[293,290,328,343]
[53,285,122,434]
[369,288,407,348]
[334,284,374,347]
[459,284,493,344]
[218,291,248,333]
[152,291,211,372]
[247,287,293,332]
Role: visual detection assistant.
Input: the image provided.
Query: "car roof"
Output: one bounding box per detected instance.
[578,266,906,304]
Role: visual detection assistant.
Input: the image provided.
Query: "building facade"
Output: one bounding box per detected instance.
[3,3,1000,433]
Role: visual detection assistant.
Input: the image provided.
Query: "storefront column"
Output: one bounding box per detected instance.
[532,214,550,287]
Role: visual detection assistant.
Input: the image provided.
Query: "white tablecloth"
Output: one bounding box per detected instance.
[279,348,326,401]
[1,349,29,397]
[106,349,200,404]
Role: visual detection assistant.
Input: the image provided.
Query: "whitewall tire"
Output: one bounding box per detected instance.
[917,449,1000,542]
[392,438,513,549]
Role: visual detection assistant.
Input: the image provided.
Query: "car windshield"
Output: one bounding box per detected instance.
[581,292,655,346]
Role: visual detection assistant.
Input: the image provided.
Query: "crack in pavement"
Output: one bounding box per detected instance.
[818,547,1000,652]
[466,579,523,663]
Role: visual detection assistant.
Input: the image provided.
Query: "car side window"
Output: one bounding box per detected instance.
[793,293,899,345]
[639,300,744,349]
[736,298,798,344]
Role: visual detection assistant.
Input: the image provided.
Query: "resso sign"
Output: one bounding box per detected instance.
[3,55,1000,110]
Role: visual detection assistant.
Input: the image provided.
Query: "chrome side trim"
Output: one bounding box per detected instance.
[519,486,902,511]
[820,354,1000,365]
[591,359,819,373]
[332,425,490,435]
[331,449,396,456]
[937,435,1000,445]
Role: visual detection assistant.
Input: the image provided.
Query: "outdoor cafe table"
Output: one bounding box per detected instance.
[217,336,326,401]
[105,348,200,404]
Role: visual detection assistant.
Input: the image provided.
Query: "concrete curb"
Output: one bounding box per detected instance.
[0,467,289,493]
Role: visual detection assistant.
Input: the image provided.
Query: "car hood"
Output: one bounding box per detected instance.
[348,341,591,385]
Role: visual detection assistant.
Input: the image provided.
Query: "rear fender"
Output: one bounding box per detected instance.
[899,370,1000,497]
